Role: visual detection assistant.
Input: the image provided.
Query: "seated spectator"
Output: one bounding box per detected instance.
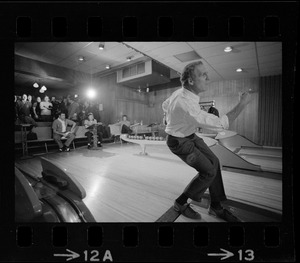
[16,94,37,129]
[114,115,133,134]
[40,95,53,122]
[84,112,103,149]
[32,96,41,121]
[52,112,76,152]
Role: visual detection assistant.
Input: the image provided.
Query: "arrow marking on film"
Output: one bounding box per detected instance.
[54,249,80,261]
[208,248,234,260]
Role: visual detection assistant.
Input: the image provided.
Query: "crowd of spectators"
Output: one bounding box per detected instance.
[15,94,102,126]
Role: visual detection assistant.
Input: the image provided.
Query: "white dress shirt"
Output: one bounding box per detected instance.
[162,87,229,137]
[58,117,67,133]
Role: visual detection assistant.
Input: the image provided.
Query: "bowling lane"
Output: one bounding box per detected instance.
[216,134,282,173]
[239,155,282,173]
[15,141,282,222]
[237,146,282,158]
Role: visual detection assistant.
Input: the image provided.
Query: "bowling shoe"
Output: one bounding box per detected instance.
[208,206,241,222]
[64,146,70,152]
[173,201,202,219]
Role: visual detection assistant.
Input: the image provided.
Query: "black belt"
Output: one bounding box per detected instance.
[185,133,195,139]
[168,133,195,139]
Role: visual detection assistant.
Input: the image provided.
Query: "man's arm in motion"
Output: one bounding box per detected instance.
[226,92,252,125]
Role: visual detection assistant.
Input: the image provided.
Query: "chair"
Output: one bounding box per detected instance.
[108,124,122,143]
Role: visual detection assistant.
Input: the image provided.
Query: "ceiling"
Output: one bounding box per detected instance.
[15,41,282,90]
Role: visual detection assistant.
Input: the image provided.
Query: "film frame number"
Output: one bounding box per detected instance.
[83,250,113,262]
[238,249,255,261]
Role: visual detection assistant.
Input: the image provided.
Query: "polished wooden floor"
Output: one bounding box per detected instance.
[15,142,282,222]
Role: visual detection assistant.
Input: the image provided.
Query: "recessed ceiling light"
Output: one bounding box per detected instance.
[78,56,85,61]
[126,56,132,62]
[236,68,243,72]
[224,46,233,52]
[99,43,104,50]
[105,65,110,69]
[33,82,39,88]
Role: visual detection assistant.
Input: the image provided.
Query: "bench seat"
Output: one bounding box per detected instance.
[15,126,88,153]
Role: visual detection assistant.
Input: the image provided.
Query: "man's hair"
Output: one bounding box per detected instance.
[180,61,203,87]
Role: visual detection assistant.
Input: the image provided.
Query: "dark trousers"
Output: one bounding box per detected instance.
[85,126,103,143]
[121,124,132,134]
[53,133,75,148]
[166,134,227,203]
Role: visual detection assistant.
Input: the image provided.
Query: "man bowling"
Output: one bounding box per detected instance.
[162,61,251,221]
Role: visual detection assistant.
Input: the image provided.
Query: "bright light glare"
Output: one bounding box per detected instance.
[86,88,96,99]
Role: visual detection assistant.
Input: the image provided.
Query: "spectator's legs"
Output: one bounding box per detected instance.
[65,133,75,147]
[85,131,92,144]
[53,133,64,149]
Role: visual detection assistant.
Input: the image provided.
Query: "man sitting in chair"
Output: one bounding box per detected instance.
[84,112,103,149]
[52,112,76,152]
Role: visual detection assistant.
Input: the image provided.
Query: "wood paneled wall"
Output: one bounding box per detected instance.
[93,73,150,125]
[94,73,282,145]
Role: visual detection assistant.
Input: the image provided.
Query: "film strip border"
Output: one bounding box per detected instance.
[0,223,291,261]
[0,2,297,40]
[11,15,281,39]
[1,1,296,262]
